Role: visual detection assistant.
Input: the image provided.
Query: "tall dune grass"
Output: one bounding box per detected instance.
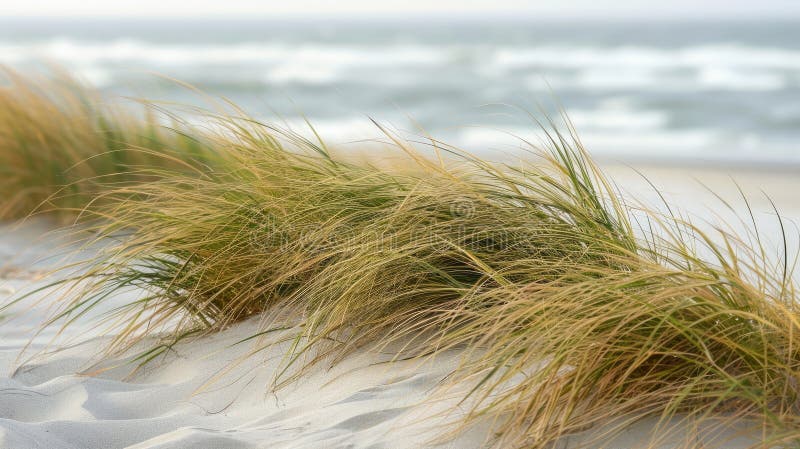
[0,68,214,220]
[2,79,798,447]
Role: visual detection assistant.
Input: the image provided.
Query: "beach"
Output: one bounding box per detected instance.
[1,161,796,449]
[1,6,800,449]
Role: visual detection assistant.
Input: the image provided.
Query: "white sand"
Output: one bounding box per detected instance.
[1,164,798,449]
[0,318,485,449]
[0,221,486,449]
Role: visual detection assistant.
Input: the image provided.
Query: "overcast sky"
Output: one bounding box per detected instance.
[2,0,800,20]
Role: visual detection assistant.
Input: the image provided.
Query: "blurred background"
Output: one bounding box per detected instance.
[2,0,800,166]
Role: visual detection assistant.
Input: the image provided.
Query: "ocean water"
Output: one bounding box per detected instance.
[2,18,800,165]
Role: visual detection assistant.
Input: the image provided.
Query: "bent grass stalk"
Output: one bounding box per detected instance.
[1,80,798,447]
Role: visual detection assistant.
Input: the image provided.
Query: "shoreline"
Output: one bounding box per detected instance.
[597,154,800,174]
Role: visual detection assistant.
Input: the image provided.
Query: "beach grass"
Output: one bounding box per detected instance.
[0,68,216,221]
[2,77,799,448]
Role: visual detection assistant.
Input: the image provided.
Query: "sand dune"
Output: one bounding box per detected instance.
[1,314,484,448]
[0,219,482,448]
[1,165,798,449]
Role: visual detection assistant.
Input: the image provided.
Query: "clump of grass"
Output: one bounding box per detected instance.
[0,67,214,220]
[7,91,799,447]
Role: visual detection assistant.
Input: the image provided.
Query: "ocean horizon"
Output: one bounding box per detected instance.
[3,17,800,165]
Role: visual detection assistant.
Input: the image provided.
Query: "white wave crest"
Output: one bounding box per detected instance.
[494,44,800,71]
[3,39,799,91]
[0,38,442,67]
